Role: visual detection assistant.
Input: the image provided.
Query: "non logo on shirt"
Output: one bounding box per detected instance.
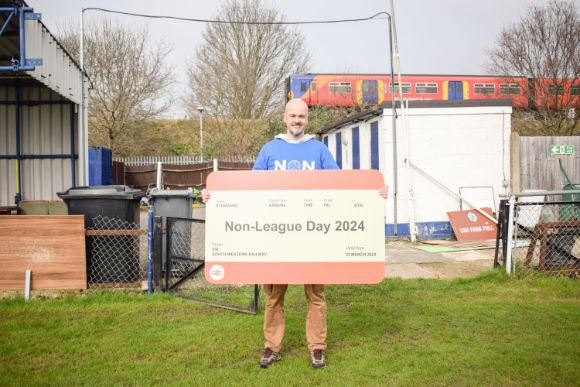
[274,160,315,170]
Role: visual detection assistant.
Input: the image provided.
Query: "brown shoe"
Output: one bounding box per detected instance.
[259,347,281,368]
[311,349,326,368]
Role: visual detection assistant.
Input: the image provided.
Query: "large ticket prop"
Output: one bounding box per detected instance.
[205,170,385,284]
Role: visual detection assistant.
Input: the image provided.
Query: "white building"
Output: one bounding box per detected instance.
[320,99,512,240]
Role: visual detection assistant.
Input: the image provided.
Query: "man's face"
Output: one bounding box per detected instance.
[284,101,308,139]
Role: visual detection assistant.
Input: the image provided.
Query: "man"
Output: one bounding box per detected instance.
[202,98,388,369]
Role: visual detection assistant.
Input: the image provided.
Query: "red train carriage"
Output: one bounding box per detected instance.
[287,74,578,109]
[531,78,580,110]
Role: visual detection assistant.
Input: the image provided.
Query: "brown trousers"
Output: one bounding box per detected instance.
[263,284,327,352]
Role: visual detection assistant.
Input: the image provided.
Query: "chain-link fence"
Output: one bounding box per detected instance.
[163,217,259,313]
[85,215,148,289]
[498,190,580,277]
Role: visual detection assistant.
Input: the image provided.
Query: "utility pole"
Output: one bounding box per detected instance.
[389,0,417,242]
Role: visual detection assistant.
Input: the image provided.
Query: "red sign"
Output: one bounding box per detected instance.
[447,208,497,241]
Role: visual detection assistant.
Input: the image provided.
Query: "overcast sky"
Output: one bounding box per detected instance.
[29,0,562,117]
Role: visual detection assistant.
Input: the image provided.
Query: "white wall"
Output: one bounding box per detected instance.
[325,103,512,237]
[385,106,511,225]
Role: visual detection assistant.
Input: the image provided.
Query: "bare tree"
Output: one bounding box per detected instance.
[58,19,173,154]
[487,0,579,135]
[184,0,311,120]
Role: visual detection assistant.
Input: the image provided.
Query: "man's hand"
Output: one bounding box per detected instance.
[379,185,388,199]
[201,189,211,203]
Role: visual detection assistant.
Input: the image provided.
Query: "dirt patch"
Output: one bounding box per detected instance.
[417,259,494,279]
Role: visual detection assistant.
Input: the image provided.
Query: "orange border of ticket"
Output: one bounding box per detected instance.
[206,169,384,190]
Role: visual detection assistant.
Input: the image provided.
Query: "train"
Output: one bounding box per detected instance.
[286,73,580,109]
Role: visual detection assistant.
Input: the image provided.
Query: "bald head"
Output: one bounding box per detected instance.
[285,98,309,112]
[284,99,309,140]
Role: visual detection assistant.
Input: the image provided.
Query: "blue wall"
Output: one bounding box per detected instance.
[352,127,360,169]
[89,147,112,185]
[385,221,454,240]
[370,121,379,170]
[335,132,342,168]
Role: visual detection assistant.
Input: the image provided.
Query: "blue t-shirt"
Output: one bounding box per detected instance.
[253,136,339,171]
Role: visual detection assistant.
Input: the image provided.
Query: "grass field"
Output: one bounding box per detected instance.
[1,270,579,386]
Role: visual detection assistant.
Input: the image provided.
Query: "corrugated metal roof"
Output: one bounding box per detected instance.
[0,0,83,104]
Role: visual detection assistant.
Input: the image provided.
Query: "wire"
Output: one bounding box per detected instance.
[82,8,389,25]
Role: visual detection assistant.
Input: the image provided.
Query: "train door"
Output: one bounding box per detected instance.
[310,81,318,105]
[448,81,464,100]
[362,80,379,104]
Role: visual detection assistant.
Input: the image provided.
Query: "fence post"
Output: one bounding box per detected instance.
[213,158,218,172]
[505,195,516,275]
[147,205,153,294]
[493,201,504,269]
[165,218,172,291]
[152,216,162,292]
[156,162,162,190]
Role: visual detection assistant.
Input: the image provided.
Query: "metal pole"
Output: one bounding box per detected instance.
[79,8,88,185]
[385,13,398,236]
[153,216,162,292]
[156,162,162,189]
[147,205,153,294]
[15,82,21,203]
[199,114,203,160]
[18,6,25,68]
[505,195,516,275]
[197,107,204,160]
[390,0,416,242]
[70,102,76,187]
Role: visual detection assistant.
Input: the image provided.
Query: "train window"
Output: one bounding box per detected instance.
[329,82,352,94]
[571,86,580,96]
[311,83,317,91]
[300,82,308,92]
[415,83,438,94]
[499,84,521,95]
[547,85,564,95]
[389,82,411,94]
[474,83,495,94]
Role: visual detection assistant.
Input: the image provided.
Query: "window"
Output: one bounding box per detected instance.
[571,85,580,96]
[329,82,352,94]
[300,82,308,92]
[474,83,495,94]
[547,85,564,95]
[311,82,317,91]
[499,84,521,95]
[389,82,411,94]
[415,83,438,94]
